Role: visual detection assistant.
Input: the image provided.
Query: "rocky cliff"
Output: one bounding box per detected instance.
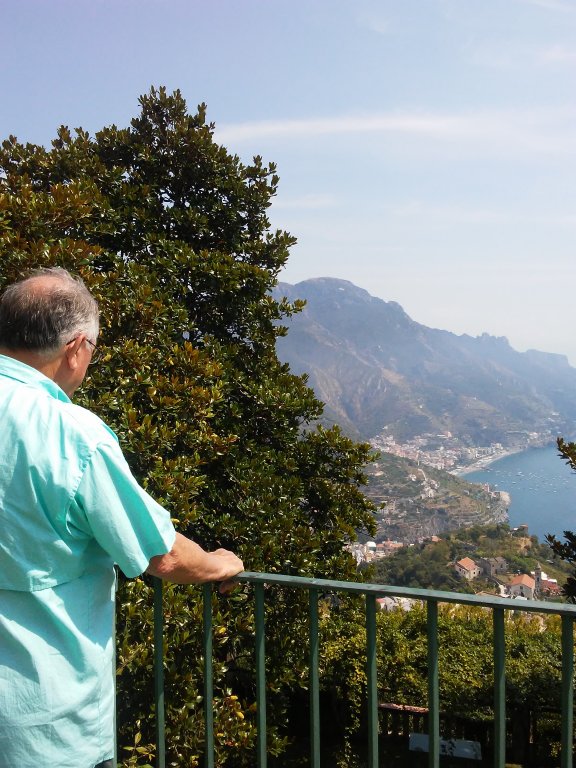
[274,278,576,445]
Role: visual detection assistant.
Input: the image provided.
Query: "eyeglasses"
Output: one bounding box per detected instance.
[67,336,101,365]
[84,338,101,365]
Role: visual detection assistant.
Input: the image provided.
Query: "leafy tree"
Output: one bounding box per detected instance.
[0,87,376,766]
[370,540,473,592]
[547,438,576,602]
[374,604,567,765]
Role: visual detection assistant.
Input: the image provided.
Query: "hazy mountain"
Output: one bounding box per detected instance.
[274,278,576,444]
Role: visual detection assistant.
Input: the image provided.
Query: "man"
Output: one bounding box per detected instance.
[0,267,244,768]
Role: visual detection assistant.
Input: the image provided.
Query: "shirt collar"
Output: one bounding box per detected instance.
[0,354,71,403]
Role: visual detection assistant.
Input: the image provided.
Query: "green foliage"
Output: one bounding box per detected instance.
[378,606,567,730]
[546,437,576,601]
[369,539,471,592]
[317,600,570,764]
[0,87,376,766]
[315,596,370,768]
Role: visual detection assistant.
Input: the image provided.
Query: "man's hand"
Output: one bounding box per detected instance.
[209,548,245,592]
[147,533,244,586]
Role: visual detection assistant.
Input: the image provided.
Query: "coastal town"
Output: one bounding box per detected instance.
[364,445,512,545]
[369,430,552,474]
[348,430,570,603]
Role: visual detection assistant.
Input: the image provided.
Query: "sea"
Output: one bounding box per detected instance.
[463,445,576,544]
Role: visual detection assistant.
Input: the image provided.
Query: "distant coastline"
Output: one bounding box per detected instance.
[453,448,528,477]
[453,441,558,478]
[455,445,574,543]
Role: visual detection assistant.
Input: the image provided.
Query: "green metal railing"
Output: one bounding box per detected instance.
[151,574,576,768]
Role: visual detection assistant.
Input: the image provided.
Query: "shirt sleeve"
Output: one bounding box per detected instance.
[69,440,176,577]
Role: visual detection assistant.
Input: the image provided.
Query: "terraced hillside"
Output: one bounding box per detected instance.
[365,452,508,543]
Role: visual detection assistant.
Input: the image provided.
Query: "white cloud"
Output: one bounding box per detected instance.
[382,200,576,227]
[216,107,576,156]
[541,44,576,63]
[356,12,391,35]
[273,193,338,210]
[218,113,456,143]
[471,39,576,70]
[353,0,394,35]
[513,0,576,11]
[381,200,510,223]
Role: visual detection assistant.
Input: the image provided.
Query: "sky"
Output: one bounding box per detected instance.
[1,0,576,362]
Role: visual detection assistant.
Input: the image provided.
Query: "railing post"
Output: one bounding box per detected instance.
[493,607,506,768]
[113,571,118,768]
[561,615,574,768]
[365,593,379,768]
[204,572,576,768]
[153,577,166,768]
[203,583,215,768]
[255,582,267,768]
[427,600,439,768]
[309,589,321,768]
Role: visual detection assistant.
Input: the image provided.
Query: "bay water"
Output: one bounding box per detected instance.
[463,445,576,544]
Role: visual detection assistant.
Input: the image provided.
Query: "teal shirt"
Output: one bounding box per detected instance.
[0,355,176,767]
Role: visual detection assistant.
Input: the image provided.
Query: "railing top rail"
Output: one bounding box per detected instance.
[234,572,576,617]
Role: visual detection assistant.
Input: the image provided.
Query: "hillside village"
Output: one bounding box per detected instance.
[452,556,561,599]
[365,450,510,544]
[346,523,566,604]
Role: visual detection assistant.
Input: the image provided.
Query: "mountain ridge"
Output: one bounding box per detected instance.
[274,277,576,445]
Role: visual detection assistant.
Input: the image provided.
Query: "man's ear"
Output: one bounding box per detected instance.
[64,335,85,370]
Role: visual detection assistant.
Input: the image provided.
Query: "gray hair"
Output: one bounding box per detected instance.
[0,267,99,355]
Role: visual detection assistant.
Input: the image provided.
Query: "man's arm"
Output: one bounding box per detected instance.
[147,532,244,586]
